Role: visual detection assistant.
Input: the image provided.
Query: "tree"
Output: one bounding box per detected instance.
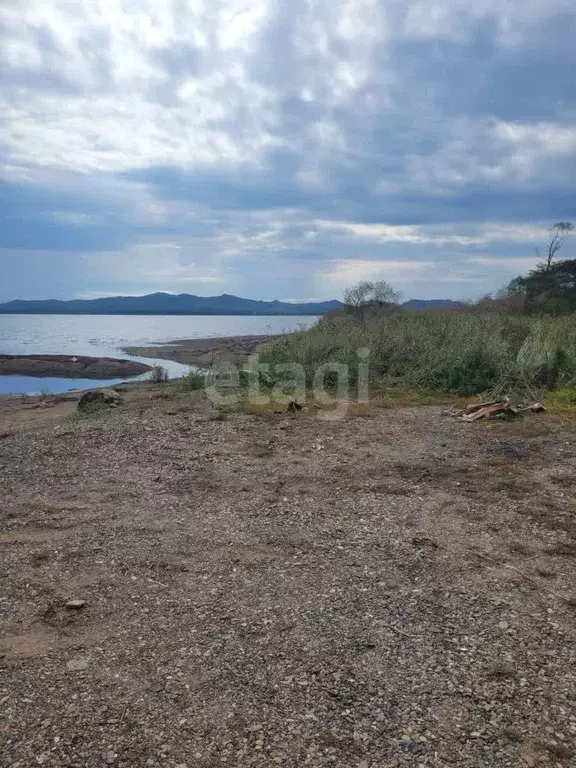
[538,222,574,272]
[372,280,403,306]
[501,276,528,297]
[525,258,576,313]
[343,280,374,309]
[343,280,402,312]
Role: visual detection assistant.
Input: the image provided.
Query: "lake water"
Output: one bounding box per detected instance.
[0,314,318,395]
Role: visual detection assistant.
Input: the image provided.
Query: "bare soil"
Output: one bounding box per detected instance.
[1,390,575,767]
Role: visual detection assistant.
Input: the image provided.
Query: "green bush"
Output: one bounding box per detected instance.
[178,369,206,391]
[149,364,169,383]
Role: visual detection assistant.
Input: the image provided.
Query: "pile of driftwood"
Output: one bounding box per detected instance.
[447,398,546,422]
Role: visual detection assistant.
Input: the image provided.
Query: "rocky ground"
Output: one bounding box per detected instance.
[0,389,575,767]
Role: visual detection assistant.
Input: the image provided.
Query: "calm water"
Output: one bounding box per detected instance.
[0,314,317,395]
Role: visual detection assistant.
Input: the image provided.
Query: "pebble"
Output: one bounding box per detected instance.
[66,658,89,672]
[65,599,86,610]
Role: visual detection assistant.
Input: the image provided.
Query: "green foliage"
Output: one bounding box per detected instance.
[149,363,169,383]
[177,369,206,391]
[503,275,528,296]
[499,221,574,313]
[524,259,576,314]
[544,386,576,413]
[259,309,576,395]
[72,403,106,420]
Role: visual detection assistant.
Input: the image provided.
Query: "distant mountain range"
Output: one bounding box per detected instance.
[403,299,462,309]
[0,293,343,316]
[0,293,461,316]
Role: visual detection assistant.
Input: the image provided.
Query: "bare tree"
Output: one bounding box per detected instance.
[343,280,374,309]
[343,280,402,318]
[538,222,574,272]
[372,280,403,306]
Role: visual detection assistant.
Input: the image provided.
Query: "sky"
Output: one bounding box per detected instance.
[1,0,575,304]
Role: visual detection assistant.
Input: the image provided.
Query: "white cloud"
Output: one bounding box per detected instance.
[322,258,435,281]
[82,242,226,288]
[316,219,481,246]
[314,220,559,248]
[2,0,571,182]
[0,0,280,172]
[469,256,539,268]
[1,0,575,303]
[52,212,99,227]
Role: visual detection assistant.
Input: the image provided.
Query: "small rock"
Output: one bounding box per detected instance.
[499,620,509,630]
[78,389,123,412]
[149,680,165,693]
[65,599,86,610]
[66,658,89,672]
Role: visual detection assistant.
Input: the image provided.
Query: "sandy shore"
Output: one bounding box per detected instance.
[123,333,281,366]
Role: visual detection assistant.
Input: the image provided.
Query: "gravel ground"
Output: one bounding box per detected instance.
[1,392,575,767]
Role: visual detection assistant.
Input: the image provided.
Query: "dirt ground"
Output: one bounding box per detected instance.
[1,389,575,767]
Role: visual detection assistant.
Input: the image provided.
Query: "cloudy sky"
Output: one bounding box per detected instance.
[1,0,575,303]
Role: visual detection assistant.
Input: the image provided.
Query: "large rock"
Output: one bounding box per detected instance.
[77,389,123,411]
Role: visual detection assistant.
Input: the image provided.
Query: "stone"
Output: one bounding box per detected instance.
[66,658,89,672]
[65,599,86,610]
[77,389,123,412]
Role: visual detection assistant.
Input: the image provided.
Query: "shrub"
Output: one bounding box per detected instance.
[149,364,169,383]
[178,369,206,392]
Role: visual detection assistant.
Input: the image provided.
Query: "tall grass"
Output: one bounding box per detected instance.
[259,309,576,395]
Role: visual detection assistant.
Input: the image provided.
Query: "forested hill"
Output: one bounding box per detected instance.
[0,294,465,315]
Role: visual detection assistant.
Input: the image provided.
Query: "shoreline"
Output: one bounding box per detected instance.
[0,354,151,379]
[123,333,281,366]
[0,335,284,401]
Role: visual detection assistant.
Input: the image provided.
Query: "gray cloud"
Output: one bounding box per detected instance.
[0,0,575,302]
